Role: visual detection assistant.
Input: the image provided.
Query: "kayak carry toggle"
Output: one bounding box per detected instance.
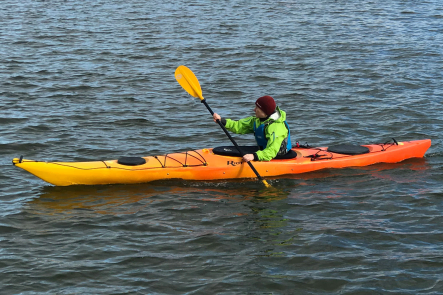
[12,156,24,165]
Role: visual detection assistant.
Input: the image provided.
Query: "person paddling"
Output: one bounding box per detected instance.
[213,95,292,162]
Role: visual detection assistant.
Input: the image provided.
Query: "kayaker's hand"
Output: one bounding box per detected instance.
[213,113,221,122]
[243,154,254,162]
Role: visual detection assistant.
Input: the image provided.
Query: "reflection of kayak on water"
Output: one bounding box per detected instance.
[12,139,431,186]
[29,183,283,215]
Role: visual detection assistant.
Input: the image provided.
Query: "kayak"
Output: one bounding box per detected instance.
[12,139,431,186]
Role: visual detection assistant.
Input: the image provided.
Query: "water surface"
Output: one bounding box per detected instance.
[1,0,443,293]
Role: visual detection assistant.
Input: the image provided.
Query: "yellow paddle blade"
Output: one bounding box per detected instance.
[175,65,204,101]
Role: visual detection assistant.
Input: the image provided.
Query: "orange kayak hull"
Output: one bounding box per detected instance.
[12,139,431,186]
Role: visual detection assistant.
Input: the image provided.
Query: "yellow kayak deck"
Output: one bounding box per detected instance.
[12,139,431,186]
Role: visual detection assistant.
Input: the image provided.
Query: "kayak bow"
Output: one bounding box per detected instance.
[12,139,431,186]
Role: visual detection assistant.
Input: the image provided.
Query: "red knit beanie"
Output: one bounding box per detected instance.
[255,96,276,116]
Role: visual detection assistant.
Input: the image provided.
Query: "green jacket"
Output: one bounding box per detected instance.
[224,106,289,161]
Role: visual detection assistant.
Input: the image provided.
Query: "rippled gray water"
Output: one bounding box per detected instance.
[1,0,443,294]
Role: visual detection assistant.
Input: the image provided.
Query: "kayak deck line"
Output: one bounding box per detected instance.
[12,139,431,186]
[151,149,208,168]
[13,150,209,171]
[13,159,110,170]
[304,141,399,161]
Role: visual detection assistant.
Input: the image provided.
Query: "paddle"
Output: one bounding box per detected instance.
[175,65,271,188]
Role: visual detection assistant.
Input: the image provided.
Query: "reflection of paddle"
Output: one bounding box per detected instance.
[175,65,271,188]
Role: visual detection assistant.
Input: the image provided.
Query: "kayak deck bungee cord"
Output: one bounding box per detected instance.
[12,138,431,186]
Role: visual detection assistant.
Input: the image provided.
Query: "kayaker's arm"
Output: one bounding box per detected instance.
[255,123,289,161]
[256,133,285,161]
[213,113,254,134]
[224,117,255,134]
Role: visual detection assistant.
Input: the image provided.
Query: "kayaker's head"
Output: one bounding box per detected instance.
[255,95,276,118]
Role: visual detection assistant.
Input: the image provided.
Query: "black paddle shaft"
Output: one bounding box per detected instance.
[201,99,265,181]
